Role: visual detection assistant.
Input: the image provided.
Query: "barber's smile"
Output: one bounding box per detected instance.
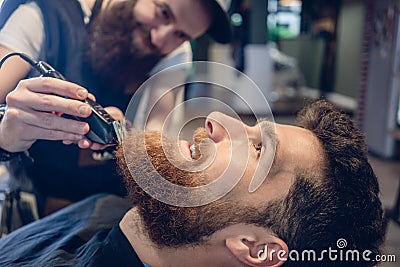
[140,32,153,51]
[135,25,158,54]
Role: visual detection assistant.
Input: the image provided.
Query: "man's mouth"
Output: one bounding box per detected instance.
[190,127,209,160]
[189,144,197,159]
[179,128,209,160]
[179,140,193,160]
[179,140,199,160]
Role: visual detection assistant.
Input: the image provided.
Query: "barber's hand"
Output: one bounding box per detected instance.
[0,77,92,152]
[63,106,125,150]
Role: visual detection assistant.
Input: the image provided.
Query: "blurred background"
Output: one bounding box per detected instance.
[187,1,400,266]
[190,0,400,156]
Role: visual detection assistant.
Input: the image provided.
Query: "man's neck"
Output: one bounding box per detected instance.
[119,208,224,267]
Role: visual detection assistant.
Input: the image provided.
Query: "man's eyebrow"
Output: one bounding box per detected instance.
[258,119,280,170]
[160,1,175,22]
[272,137,280,169]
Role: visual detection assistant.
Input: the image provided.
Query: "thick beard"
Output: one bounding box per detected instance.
[86,0,162,91]
[115,131,262,248]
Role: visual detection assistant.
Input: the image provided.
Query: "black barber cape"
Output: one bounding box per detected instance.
[0,194,145,267]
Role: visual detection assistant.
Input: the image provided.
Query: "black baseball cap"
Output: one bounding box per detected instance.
[207,0,232,44]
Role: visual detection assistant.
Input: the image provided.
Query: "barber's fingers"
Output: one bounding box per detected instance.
[9,129,83,152]
[30,92,91,117]
[62,139,90,148]
[7,91,92,118]
[0,122,84,153]
[62,139,113,151]
[87,93,96,102]
[7,108,89,135]
[0,108,88,152]
[17,126,84,143]
[6,77,92,118]
[63,139,90,149]
[16,77,89,100]
[89,142,114,150]
[64,106,123,149]
[78,139,115,150]
[104,106,124,121]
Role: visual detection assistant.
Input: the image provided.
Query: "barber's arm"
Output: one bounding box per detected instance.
[0,45,32,102]
[0,77,93,153]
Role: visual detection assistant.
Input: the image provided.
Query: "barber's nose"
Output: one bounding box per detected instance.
[205,112,247,143]
[150,25,176,53]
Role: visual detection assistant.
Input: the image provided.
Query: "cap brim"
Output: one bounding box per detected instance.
[207,1,232,44]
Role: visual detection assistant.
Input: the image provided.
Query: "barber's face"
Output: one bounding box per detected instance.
[87,0,160,90]
[117,112,324,247]
[133,0,212,55]
[87,0,212,90]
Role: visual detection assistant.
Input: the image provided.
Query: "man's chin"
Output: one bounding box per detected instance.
[115,131,252,247]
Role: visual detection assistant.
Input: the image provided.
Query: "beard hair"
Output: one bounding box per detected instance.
[85,0,162,91]
[115,130,264,248]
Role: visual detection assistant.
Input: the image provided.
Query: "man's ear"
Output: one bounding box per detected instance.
[226,234,288,267]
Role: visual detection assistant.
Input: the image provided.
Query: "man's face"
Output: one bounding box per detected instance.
[133,0,213,55]
[86,0,212,89]
[117,111,325,247]
[184,112,325,205]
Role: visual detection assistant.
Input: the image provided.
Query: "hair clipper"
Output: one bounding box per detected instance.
[0,53,126,145]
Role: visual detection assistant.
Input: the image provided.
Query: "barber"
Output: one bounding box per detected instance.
[0,0,232,216]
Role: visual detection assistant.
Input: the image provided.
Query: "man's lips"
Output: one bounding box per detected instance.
[140,34,152,50]
[179,140,192,160]
[178,128,209,160]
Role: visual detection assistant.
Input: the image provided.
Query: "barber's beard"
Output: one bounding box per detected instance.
[86,0,162,92]
[116,130,259,247]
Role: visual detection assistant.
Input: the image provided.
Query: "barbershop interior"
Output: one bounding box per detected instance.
[0,0,399,266]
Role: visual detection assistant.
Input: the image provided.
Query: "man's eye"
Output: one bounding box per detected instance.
[160,7,169,19]
[176,31,189,41]
[156,3,171,22]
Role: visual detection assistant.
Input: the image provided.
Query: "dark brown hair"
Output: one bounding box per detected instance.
[254,100,385,266]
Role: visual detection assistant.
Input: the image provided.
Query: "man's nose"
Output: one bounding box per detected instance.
[150,25,176,53]
[205,112,248,143]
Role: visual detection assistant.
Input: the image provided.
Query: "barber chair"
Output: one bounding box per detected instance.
[385,180,400,226]
[0,155,38,237]
[385,130,400,227]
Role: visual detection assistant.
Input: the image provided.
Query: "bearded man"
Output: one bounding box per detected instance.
[0,100,385,266]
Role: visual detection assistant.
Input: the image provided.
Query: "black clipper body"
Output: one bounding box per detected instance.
[37,61,125,145]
